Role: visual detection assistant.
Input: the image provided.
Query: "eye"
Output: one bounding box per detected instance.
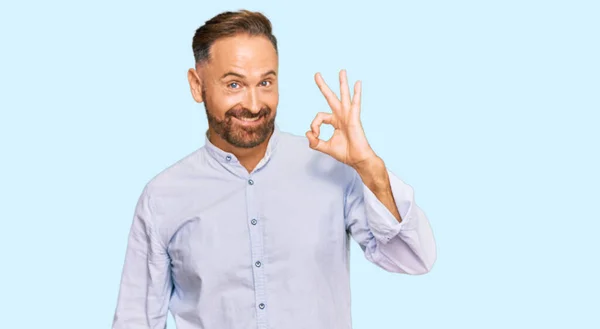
[260,80,271,87]
[228,82,240,89]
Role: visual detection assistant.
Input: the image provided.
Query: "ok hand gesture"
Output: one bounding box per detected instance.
[306,69,378,169]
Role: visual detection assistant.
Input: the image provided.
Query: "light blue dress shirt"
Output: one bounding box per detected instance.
[112,125,436,329]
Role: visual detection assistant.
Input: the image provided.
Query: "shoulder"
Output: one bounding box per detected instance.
[134,146,209,220]
[132,147,209,242]
[276,129,356,185]
[143,147,206,195]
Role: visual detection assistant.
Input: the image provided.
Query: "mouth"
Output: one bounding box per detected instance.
[232,115,265,126]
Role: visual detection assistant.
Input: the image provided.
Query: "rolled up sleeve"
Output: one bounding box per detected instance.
[345,170,437,274]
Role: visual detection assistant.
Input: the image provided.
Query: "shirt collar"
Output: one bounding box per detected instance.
[203,124,281,166]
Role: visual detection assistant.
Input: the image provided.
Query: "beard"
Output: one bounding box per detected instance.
[203,89,276,149]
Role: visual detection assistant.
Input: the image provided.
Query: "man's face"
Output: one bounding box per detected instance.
[193,34,279,149]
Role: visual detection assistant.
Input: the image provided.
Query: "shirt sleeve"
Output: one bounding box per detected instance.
[344,169,437,274]
[112,187,173,329]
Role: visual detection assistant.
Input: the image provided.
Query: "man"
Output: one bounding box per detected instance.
[112,9,436,329]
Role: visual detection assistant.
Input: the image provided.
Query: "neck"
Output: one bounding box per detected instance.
[208,128,273,173]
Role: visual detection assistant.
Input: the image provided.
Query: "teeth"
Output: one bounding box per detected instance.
[240,117,260,122]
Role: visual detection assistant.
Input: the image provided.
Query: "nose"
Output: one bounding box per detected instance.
[242,87,261,113]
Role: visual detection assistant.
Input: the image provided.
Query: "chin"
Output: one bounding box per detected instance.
[228,122,274,148]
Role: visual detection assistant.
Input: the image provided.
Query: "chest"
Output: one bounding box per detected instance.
[165,172,349,281]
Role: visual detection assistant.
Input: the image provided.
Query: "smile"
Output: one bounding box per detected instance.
[232,116,265,125]
[239,116,260,122]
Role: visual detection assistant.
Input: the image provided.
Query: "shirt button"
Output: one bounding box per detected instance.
[255,261,261,267]
[225,155,232,161]
[259,303,265,309]
[248,179,254,185]
[251,219,257,225]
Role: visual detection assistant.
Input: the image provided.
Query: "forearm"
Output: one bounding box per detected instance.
[352,156,402,223]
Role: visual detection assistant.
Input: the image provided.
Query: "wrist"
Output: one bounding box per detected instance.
[352,156,389,193]
[352,155,384,174]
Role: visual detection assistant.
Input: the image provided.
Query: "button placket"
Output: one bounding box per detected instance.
[246,176,268,327]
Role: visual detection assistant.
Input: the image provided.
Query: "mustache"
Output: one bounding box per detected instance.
[226,106,271,119]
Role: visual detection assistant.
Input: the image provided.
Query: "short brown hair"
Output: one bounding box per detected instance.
[192,10,278,64]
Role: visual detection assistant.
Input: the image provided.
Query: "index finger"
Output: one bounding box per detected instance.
[315,72,341,113]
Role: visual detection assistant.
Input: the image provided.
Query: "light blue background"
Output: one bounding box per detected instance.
[0,0,598,328]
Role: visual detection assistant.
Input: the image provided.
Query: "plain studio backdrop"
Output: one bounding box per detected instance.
[0,1,598,328]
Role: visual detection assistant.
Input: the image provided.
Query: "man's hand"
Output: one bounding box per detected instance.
[307,70,402,222]
[306,69,378,170]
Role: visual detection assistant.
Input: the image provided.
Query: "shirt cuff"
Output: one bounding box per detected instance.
[362,170,417,244]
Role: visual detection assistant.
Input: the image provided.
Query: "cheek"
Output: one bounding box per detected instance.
[207,91,242,115]
[262,89,279,109]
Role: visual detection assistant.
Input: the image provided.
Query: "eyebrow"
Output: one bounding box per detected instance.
[220,70,277,80]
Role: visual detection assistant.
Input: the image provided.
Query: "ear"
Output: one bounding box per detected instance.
[187,68,203,103]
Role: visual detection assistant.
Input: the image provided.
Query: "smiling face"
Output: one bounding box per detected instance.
[188,33,279,149]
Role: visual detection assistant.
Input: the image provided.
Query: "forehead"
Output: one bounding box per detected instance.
[208,34,278,77]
